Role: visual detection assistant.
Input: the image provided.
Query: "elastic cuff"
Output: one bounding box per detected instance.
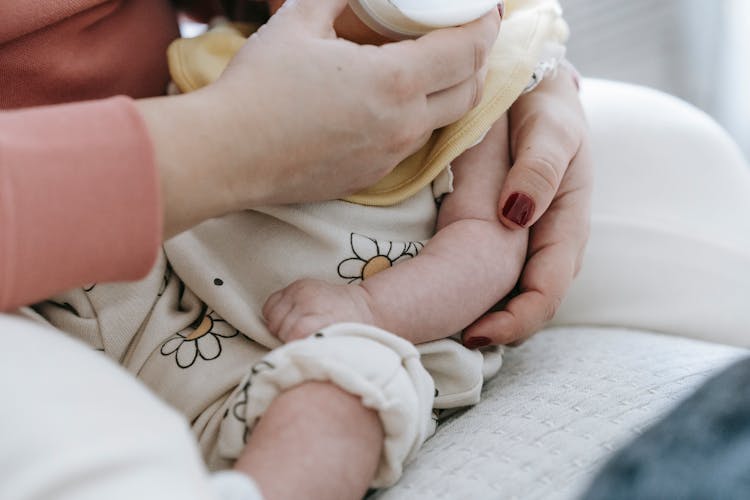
[218,323,435,487]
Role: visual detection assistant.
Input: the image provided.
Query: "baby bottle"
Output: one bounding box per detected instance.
[348,0,500,39]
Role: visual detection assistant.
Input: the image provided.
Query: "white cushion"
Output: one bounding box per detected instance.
[553,80,750,346]
[376,327,747,499]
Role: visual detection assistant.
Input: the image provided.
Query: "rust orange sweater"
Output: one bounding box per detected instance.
[0,0,191,310]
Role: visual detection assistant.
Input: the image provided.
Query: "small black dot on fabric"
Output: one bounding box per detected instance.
[314,332,324,338]
[214,278,224,286]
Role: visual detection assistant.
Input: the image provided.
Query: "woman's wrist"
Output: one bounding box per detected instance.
[136,91,273,239]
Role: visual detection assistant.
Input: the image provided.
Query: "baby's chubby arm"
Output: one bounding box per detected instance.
[264,116,528,345]
[363,114,528,344]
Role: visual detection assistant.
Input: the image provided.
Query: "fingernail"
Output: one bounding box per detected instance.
[497,1,505,18]
[502,192,535,227]
[464,336,492,349]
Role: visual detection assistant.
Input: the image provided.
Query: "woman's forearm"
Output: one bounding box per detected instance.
[0,97,161,311]
[136,91,272,240]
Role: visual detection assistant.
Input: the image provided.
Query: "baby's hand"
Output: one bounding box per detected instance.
[263,279,376,343]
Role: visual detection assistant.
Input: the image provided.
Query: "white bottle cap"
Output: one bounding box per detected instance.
[349,0,499,39]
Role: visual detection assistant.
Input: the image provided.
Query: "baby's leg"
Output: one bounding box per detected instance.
[218,323,435,499]
[236,381,383,500]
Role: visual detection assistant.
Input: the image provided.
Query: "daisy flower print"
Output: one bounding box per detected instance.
[160,310,239,369]
[337,233,424,283]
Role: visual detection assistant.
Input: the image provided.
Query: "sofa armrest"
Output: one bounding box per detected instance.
[552,79,750,347]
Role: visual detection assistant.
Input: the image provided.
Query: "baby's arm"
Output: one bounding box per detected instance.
[264,115,528,345]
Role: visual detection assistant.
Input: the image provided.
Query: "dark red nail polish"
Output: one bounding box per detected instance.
[502,193,535,227]
[497,2,505,18]
[464,337,492,349]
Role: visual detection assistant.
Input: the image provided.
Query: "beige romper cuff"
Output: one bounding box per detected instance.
[216,322,436,488]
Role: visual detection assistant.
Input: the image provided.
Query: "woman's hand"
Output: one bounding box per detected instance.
[140,0,500,238]
[213,0,500,203]
[463,63,594,347]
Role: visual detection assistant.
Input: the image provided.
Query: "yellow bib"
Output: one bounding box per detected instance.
[168,0,568,206]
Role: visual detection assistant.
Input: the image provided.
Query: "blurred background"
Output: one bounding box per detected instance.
[561,0,750,159]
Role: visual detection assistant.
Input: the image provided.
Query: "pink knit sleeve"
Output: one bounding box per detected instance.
[0,96,162,310]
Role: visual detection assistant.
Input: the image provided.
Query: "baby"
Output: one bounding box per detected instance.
[34,1,568,498]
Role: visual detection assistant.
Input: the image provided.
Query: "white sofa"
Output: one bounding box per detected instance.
[376,79,750,499]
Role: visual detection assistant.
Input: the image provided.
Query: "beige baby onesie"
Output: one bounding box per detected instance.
[33,0,568,488]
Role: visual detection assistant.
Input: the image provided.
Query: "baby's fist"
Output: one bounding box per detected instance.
[262,279,376,343]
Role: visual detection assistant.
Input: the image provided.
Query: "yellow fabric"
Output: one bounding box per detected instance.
[168,23,258,92]
[168,1,568,206]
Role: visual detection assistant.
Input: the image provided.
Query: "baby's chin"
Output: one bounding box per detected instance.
[266,0,391,45]
[333,7,392,45]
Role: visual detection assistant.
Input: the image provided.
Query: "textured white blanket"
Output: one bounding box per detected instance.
[376,328,746,499]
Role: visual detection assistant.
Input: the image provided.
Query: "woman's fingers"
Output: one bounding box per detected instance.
[385,10,500,96]
[464,64,592,345]
[500,135,577,228]
[499,112,581,228]
[463,141,592,346]
[498,65,585,229]
[373,10,498,131]
[462,239,578,346]
[182,0,501,212]
[426,64,489,129]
